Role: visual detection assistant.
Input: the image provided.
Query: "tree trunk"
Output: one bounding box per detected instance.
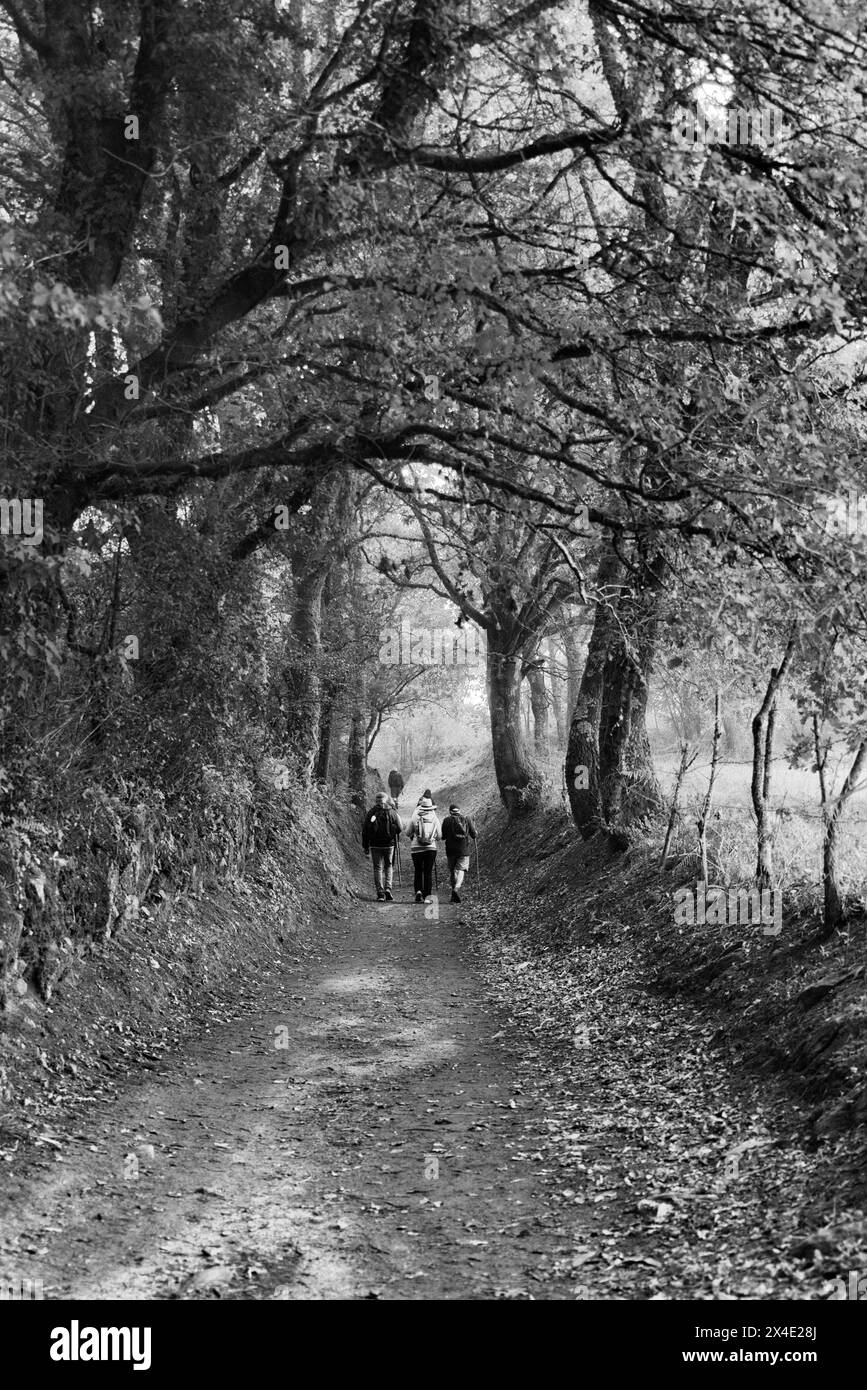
[565,549,621,835]
[331,709,348,781]
[346,596,367,806]
[697,691,722,883]
[750,634,796,889]
[565,543,662,839]
[814,724,866,939]
[597,551,663,830]
[314,676,339,784]
[564,621,583,726]
[487,636,541,817]
[821,825,844,936]
[366,706,383,756]
[526,661,550,756]
[285,566,328,788]
[347,695,367,806]
[547,637,567,747]
[598,657,658,829]
[660,741,693,869]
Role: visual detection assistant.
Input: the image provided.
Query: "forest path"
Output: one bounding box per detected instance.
[0,871,585,1300]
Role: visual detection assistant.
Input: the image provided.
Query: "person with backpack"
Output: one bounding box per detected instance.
[361,792,402,901]
[441,803,477,903]
[387,769,404,807]
[408,796,441,903]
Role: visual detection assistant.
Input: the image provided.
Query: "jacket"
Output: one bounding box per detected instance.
[362,805,402,850]
[408,808,441,853]
[441,813,476,858]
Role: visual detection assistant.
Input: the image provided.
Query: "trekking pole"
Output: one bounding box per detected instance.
[473,837,480,896]
[395,835,402,887]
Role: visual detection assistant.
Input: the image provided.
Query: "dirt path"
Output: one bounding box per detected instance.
[2,776,855,1302]
[0,870,582,1301]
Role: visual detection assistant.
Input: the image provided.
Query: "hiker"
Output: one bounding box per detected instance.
[361,791,402,901]
[408,796,441,904]
[441,803,477,904]
[387,768,404,807]
[386,796,405,834]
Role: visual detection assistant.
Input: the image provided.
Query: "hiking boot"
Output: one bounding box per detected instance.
[376,891,385,901]
[451,890,461,904]
[415,891,423,903]
[384,889,394,901]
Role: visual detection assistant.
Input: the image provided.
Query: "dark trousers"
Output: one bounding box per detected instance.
[412,849,436,898]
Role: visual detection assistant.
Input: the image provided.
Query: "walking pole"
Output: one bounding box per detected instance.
[395,835,402,887]
[473,837,480,895]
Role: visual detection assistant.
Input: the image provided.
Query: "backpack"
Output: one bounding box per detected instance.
[369,807,394,840]
[447,813,469,840]
[415,814,435,846]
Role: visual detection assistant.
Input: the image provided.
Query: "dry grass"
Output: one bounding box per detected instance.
[655,751,866,904]
[529,740,865,913]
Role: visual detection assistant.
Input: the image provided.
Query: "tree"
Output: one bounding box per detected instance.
[397,484,586,816]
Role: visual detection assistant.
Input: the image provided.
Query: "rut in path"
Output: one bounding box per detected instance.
[0,881,584,1300]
